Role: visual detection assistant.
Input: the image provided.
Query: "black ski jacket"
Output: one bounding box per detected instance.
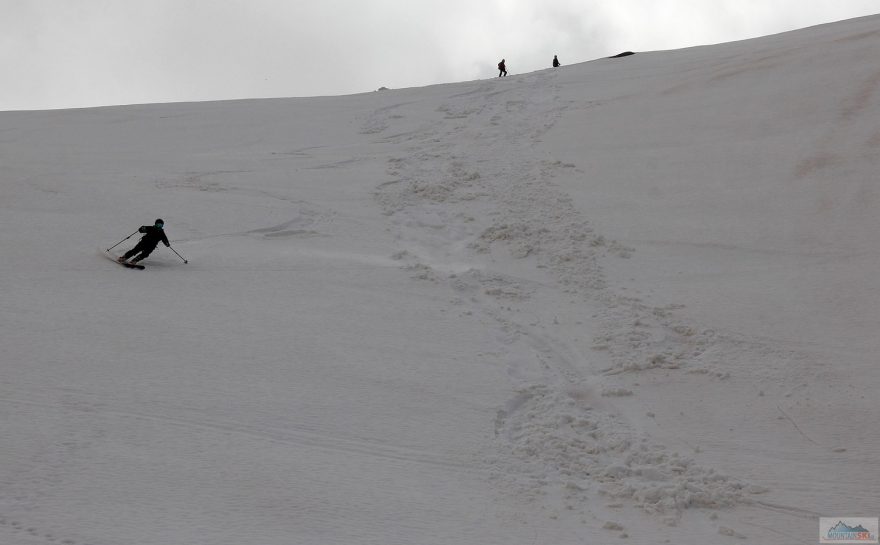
[137,225,170,249]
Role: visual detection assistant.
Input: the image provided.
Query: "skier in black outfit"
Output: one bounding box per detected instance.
[118,219,170,263]
[498,59,507,77]
[553,55,560,68]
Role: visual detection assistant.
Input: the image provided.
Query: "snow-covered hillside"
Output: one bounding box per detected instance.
[2,14,878,545]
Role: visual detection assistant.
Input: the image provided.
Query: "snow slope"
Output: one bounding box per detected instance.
[2,14,879,545]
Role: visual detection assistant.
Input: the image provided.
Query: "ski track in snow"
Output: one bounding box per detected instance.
[371,70,783,524]
[0,395,474,470]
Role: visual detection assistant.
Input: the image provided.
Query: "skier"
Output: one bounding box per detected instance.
[498,59,507,77]
[553,55,560,68]
[118,219,170,263]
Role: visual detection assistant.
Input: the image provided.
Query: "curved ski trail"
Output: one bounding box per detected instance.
[370,70,773,524]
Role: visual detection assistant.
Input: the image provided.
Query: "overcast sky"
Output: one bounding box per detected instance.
[1,1,877,111]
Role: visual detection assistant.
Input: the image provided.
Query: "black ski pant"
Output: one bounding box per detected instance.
[123,242,157,262]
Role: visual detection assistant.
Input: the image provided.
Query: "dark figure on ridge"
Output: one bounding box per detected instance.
[553,55,560,68]
[498,59,507,77]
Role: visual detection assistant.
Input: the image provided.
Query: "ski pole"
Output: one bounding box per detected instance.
[168,245,188,264]
[107,230,139,251]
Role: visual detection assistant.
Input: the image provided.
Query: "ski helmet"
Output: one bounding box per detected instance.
[155,218,164,227]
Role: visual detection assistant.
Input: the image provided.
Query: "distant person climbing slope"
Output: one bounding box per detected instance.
[553,55,560,68]
[118,219,170,263]
[498,59,507,77]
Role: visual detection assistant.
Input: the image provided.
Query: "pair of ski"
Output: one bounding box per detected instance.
[101,249,145,269]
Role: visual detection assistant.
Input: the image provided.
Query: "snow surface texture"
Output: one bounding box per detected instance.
[2,15,879,545]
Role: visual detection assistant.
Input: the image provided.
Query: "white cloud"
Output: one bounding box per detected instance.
[0,0,876,110]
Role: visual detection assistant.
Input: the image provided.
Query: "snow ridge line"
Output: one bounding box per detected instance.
[371,72,767,518]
